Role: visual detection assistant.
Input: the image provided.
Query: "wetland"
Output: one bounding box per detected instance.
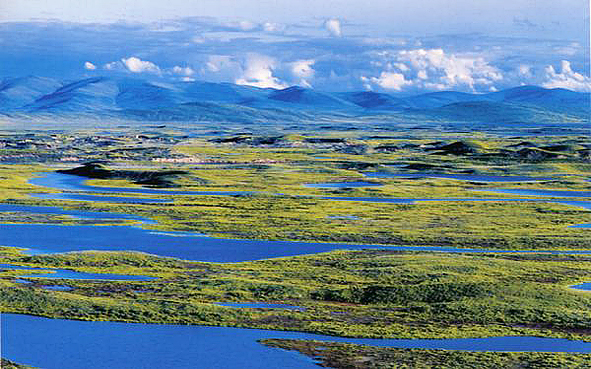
[1,126,590,368]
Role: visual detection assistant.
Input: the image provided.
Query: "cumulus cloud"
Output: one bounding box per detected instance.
[235,53,287,89]
[121,56,160,73]
[289,59,315,87]
[263,22,285,33]
[172,66,195,76]
[542,60,591,92]
[364,72,411,91]
[84,61,96,70]
[324,18,342,37]
[362,48,503,92]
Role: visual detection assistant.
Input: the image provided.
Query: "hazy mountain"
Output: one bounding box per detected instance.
[0,76,588,124]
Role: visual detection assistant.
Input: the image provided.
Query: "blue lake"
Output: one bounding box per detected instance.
[476,188,591,198]
[3,222,591,263]
[1,192,590,263]
[0,263,154,281]
[364,172,553,182]
[3,314,591,369]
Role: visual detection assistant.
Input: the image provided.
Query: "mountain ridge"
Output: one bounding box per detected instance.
[0,76,588,124]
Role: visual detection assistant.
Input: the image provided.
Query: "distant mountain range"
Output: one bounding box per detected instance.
[0,76,589,124]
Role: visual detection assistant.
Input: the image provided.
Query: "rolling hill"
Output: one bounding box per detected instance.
[0,76,588,124]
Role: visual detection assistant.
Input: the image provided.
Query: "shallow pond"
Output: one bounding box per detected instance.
[31,193,172,204]
[30,172,252,196]
[570,283,591,291]
[364,172,553,182]
[0,263,155,281]
[41,285,74,291]
[3,314,591,369]
[475,188,591,198]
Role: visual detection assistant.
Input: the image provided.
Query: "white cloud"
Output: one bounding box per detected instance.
[289,59,315,87]
[235,53,287,89]
[393,63,409,72]
[103,61,120,71]
[368,72,411,91]
[121,56,160,73]
[542,60,591,92]
[84,61,96,70]
[324,18,342,37]
[172,66,195,76]
[363,48,503,92]
[263,22,285,33]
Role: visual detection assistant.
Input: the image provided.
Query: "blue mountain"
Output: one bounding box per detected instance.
[0,76,62,109]
[0,76,588,124]
[23,77,119,113]
[265,86,357,110]
[339,91,402,109]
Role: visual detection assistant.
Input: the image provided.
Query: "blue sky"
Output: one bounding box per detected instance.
[1,0,589,93]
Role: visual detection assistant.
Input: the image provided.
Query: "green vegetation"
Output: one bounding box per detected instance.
[3,248,591,341]
[1,139,589,250]
[1,129,590,367]
[261,339,591,368]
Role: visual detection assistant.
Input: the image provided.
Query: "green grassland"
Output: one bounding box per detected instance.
[3,248,591,341]
[261,339,591,368]
[0,135,590,250]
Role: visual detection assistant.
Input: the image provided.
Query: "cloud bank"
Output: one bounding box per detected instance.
[0,18,588,93]
[542,60,591,92]
[235,53,287,89]
[362,49,503,92]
